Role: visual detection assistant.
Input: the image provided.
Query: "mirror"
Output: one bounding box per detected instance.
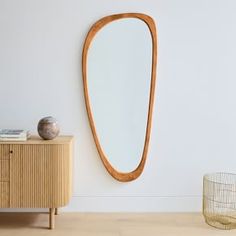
[82,13,157,182]
[88,19,152,172]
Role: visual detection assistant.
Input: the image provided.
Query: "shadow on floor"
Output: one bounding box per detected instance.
[0,213,49,229]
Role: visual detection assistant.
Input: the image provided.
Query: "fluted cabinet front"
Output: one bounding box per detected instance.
[10,144,72,208]
[0,145,10,207]
[0,136,73,209]
[0,136,73,229]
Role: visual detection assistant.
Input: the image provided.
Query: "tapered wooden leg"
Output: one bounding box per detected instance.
[55,208,58,215]
[49,208,55,229]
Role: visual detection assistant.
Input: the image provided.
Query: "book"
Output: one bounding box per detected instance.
[0,129,30,141]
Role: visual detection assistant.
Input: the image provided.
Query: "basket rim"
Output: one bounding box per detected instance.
[204,172,236,185]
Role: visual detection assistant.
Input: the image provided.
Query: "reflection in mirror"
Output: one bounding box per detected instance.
[88,19,152,172]
[82,13,157,181]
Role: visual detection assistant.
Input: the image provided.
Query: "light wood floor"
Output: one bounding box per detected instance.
[0,213,234,235]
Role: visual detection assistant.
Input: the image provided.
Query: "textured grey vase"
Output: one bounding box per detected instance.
[37,116,60,140]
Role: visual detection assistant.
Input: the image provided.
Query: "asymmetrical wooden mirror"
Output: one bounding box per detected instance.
[82,13,157,182]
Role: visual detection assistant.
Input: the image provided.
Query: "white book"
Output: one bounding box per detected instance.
[0,136,28,141]
[0,129,30,140]
[0,129,30,141]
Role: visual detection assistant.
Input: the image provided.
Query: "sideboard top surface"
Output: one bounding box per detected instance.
[0,135,74,145]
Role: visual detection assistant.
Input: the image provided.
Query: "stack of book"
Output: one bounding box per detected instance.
[0,129,30,141]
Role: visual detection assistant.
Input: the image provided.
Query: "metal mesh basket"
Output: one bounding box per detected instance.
[203,172,236,229]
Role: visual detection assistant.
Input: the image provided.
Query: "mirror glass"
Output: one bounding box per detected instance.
[87,18,152,172]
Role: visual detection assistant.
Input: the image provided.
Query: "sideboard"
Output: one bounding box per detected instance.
[0,135,73,229]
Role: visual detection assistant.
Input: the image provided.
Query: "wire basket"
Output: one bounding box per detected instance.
[203,172,236,229]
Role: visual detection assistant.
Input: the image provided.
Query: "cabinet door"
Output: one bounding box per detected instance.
[10,144,72,208]
[0,145,10,207]
[0,145,10,160]
[0,182,9,207]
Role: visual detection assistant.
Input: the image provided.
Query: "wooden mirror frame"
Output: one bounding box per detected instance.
[82,13,157,182]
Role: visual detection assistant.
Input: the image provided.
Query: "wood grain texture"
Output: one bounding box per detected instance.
[0,136,73,229]
[0,160,9,181]
[10,143,72,208]
[0,213,228,235]
[0,182,9,208]
[0,145,10,207]
[0,135,72,145]
[0,145,10,160]
[49,208,55,229]
[82,13,158,182]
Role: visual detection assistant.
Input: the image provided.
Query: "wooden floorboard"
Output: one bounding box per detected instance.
[0,213,234,235]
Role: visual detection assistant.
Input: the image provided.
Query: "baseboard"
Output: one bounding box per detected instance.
[64,195,202,212]
[0,196,202,212]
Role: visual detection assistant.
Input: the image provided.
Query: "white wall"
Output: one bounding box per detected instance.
[0,0,236,212]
